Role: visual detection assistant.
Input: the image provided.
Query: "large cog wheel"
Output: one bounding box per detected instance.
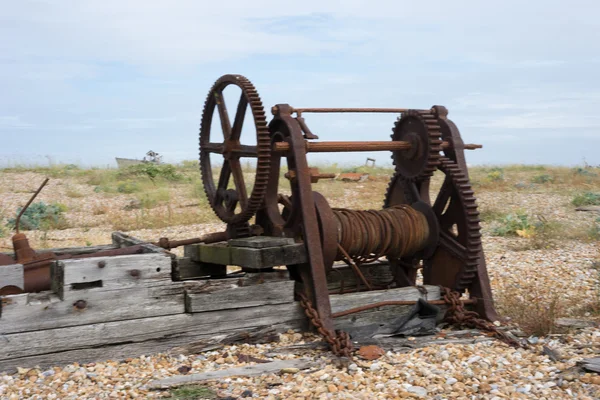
[199,74,271,224]
[390,110,443,181]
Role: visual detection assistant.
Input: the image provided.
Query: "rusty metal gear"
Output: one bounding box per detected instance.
[199,74,271,224]
[384,157,481,292]
[424,157,481,291]
[390,110,442,181]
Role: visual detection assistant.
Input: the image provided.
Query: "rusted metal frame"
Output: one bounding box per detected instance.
[332,298,477,318]
[272,104,335,334]
[272,141,481,154]
[207,141,482,156]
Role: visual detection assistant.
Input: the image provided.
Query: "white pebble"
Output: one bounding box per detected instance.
[407,386,427,397]
[370,363,381,371]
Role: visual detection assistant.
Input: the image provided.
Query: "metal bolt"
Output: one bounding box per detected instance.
[73,300,87,310]
[97,260,106,268]
[129,269,141,278]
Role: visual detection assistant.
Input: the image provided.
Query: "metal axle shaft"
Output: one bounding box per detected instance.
[273,140,482,153]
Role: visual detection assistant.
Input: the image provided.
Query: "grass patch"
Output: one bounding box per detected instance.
[497,287,567,336]
[108,203,217,231]
[168,385,217,399]
[135,188,171,209]
[65,185,85,198]
[572,192,600,207]
[479,207,506,223]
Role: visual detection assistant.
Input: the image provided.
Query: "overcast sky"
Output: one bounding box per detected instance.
[1,1,599,168]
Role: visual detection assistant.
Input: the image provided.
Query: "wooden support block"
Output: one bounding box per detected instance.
[198,242,231,265]
[0,302,305,364]
[0,264,24,294]
[228,236,296,249]
[228,244,307,269]
[51,252,173,299]
[0,282,187,334]
[185,280,295,313]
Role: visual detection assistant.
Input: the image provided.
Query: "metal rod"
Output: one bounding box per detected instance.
[331,298,477,318]
[274,141,411,153]
[15,178,49,233]
[291,107,432,115]
[153,231,229,250]
[273,141,482,153]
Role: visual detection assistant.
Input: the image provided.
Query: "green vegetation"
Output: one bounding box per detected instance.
[7,201,68,231]
[531,174,554,184]
[492,211,536,237]
[168,385,217,399]
[118,163,184,183]
[572,192,600,207]
[486,167,504,182]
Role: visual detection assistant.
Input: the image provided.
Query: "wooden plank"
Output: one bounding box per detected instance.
[111,231,167,254]
[0,322,301,374]
[0,303,305,361]
[0,264,24,293]
[192,240,307,269]
[147,359,316,389]
[0,282,187,334]
[51,252,173,299]
[186,280,295,313]
[228,236,296,249]
[0,244,117,259]
[329,285,441,313]
[0,285,439,361]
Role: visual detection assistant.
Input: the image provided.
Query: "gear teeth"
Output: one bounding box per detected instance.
[437,157,482,292]
[199,74,271,225]
[391,110,443,181]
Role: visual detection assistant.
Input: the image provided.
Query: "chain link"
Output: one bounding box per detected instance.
[298,292,354,358]
[440,287,524,348]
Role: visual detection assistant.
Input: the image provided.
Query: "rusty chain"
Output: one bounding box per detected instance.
[297,292,354,358]
[441,287,524,348]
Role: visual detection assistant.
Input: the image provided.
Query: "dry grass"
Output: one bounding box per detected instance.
[496,286,569,336]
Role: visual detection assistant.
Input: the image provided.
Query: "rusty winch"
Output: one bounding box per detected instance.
[0,74,503,356]
[195,74,499,354]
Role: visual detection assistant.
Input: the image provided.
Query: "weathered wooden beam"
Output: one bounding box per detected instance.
[0,302,305,363]
[0,244,117,260]
[0,282,188,334]
[147,358,317,390]
[0,253,445,374]
[51,252,173,299]
[111,231,167,254]
[185,237,308,269]
[185,280,295,313]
